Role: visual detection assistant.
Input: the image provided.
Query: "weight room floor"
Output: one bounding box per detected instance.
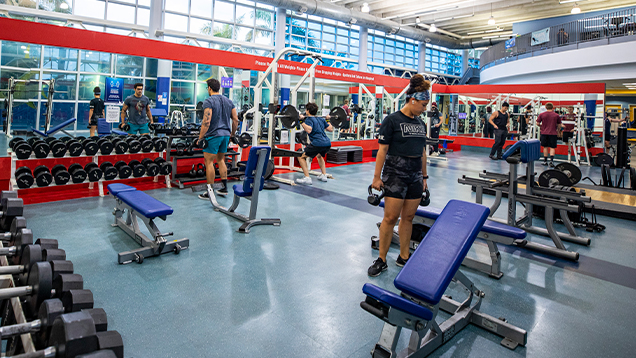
[17,148,636,358]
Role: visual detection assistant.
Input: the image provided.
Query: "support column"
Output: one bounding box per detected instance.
[150,0,170,118]
[280,74,290,105]
[275,7,287,53]
[462,49,469,76]
[418,42,426,73]
[359,26,368,72]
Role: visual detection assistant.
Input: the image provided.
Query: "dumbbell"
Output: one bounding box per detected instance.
[114,161,132,179]
[1,244,69,286]
[139,135,155,153]
[32,166,53,187]
[45,138,68,158]
[68,164,88,184]
[128,160,146,178]
[51,165,71,186]
[27,138,51,158]
[80,138,99,156]
[97,138,114,155]
[125,136,142,153]
[99,162,119,181]
[153,157,172,175]
[60,137,84,157]
[141,158,160,177]
[187,138,208,155]
[0,192,24,231]
[118,122,131,131]
[1,227,33,260]
[9,138,32,159]
[14,167,35,189]
[111,137,129,154]
[151,137,167,152]
[1,215,28,243]
[84,163,103,182]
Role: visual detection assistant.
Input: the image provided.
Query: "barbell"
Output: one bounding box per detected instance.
[276,105,348,130]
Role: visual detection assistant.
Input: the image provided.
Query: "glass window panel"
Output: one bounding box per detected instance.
[337,36,347,44]
[396,56,404,63]
[146,58,158,78]
[190,17,212,35]
[137,7,149,26]
[373,51,382,59]
[336,44,348,53]
[236,0,255,6]
[170,81,195,105]
[213,22,234,38]
[350,39,359,47]
[172,61,196,81]
[42,72,77,100]
[1,42,41,68]
[255,30,273,45]
[164,12,188,32]
[291,35,305,45]
[307,38,320,48]
[1,70,39,100]
[323,25,335,33]
[323,18,335,25]
[116,55,144,77]
[386,39,395,47]
[235,26,254,42]
[396,48,405,56]
[144,79,157,100]
[322,33,335,42]
[375,36,383,44]
[43,47,78,71]
[236,5,254,26]
[78,74,105,101]
[215,1,234,20]
[121,78,142,99]
[308,21,321,30]
[351,31,359,39]
[42,102,76,131]
[139,0,151,6]
[197,64,217,81]
[8,102,37,131]
[74,0,104,19]
[322,42,335,51]
[196,82,209,104]
[337,28,348,36]
[375,44,384,52]
[165,0,188,13]
[307,30,320,39]
[77,102,92,130]
[191,0,213,17]
[106,3,135,24]
[255,9,273,29]
[350,47,359,55]
[38,0,72,13]
[80,51,110,73]
[291,19,306,27]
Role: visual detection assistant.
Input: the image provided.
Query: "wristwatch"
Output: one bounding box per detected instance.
[422,175,429,180]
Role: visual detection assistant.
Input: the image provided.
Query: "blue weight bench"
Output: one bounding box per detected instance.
[362,200,527,358]
[206,146,280,233]
[32,117,77,137]
[108,183,189,264]
[374,202,527,279]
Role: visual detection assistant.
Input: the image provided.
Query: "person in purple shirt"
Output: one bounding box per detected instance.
[537,102,562,167]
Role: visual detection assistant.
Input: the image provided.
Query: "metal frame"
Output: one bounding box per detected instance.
[3,78,55,138]
[111,195,189,264]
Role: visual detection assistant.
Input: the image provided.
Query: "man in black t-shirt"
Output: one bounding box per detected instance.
[88,86,105,137]
[488,102,510,160]
[429,102,443,156]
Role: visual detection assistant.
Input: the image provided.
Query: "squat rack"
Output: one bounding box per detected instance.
[2,78,55,138]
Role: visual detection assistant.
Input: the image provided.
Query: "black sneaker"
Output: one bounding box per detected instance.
[541,161,548,166]
[215,187,228,196]
[396,255,409,267]
[367,258,388,277]
[548,161,555,168]
[496,156,502,160]
[198,192,209,200]
[489,155,497,160]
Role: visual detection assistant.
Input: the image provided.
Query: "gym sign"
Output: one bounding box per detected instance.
[105,77,124,103]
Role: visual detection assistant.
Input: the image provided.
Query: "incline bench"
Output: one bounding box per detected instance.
[108,184,189,264]
[362,200,527,358]
[32,118,77,138]
[374,201,527,279]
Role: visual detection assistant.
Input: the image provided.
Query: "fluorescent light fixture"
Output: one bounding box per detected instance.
[488,16,496,25]
[384,5,459,20]
[361,3,370,13]
[482,35,500,39]
[20,45,26,49]
[485,27,504,33]
[435,13,475,22]
[467,30,485,35]
[429,23,437,33]
[571,4,581,14]
[60,2,69,10]
[560,0,587,3]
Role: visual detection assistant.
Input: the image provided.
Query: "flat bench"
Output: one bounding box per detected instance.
[32,118,77,137]
[108,183,189,264]
[362,200,527,357]
[374,201,527,278]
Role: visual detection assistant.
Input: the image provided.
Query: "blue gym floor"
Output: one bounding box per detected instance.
[15,147,636,358]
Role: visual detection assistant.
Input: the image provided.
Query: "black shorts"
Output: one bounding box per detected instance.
[540,134,558,148]
[304,144,330,158]
[88,119,98,127]
[562,131,574,142]
[382,155,423,200]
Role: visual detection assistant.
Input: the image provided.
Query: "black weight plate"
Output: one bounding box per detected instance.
[595,153,614,166]
[131,165,146,178]
[117,165,132,179]
[86,168,103,182]
[85,162,99,171]
[83,141,99,156]
[141,140,154,153]
[33,142,50,158]
[538,169,570,187]
[76,136,87,141]
[554,162,582,185]
[45,137,58,144]
[158,163,171,175]
[129,160,140,167]
[53,168,70,185]
[328,107,347,128]
[154,157,166,164]
[153,139,167,152]
[59,136,72,142]
[15,167,34,189]
[35,172,53,187]
[67,141,83,157]
[103,166,118,181]
[27,137,41,146]
[70,169,87,184]
[14,142,33,159]
[631,167,636,190]
[264,159,275,180]
[128,140,141,153]
[33,165,50,178]
[99,140,114,155]
[278,105,299,129]
[25,262,53,318]
[51,164,67,176]
[100,162,113,172]
[68,163,83,174]
[50,141,67,157]
[114,140,129,154]
[9,137,25,148]
[145,163,160,176]
[141,158,154,166]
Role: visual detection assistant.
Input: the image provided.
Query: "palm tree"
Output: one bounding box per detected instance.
[38,0,72,14]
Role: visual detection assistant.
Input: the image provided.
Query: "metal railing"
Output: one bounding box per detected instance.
[480,6,636,70]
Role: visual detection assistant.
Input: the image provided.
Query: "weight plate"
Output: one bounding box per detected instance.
[83,141,99,156]
[538,169,570,187]
[33,142,50,159]
[26,262,53,318]
[51,164,67,176]
[15,167,34,189]
[114,141,128,154]
[68,163,83,174]
[85,162,99,171]
[70,169,87,184]
[50,141,67,157]
[118,165,132,179]
[554,162,582,185]
[595,153,614,166]
[17,245,42,286]
[264,159,275,180]
[103,167,118,181]
[14,142,33,159]
[53,169,71,186]
[99,140,114,155]
[278,105,300,129]
[35,172,53,187]
[153,139,167,152]
[128,160,141,167]
[67,141,83,157]
[128,140,141,153]
[9,137,25,148]
[131,164,146,178]
[86,168,103,182]
[27,137,41,146]
[328,107,347,128]
[158,163,171,175]
[146,163,160,176]
[631,167,636,190]
[141,140,154,153]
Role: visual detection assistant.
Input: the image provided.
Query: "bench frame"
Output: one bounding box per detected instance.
[111,196,189,264]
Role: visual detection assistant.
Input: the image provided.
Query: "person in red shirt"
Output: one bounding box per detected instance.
[561,105,576,143]
[537,102,562,167]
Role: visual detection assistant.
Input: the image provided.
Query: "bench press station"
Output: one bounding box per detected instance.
[361,200,527,358]
[202,146,280,233]
[108,184,189,264]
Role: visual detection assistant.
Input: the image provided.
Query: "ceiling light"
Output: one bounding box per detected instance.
[361,3,370,13]
[20,45,26,49]
[560,0,587,3]
[416,17,421,24]
[571,4,581,14]
[482,35,500,39]
[467,30,485,35]
[488,16,496,25]
[60,3,69,10]
[24,50,29,54]
[485,27,504,33]
[429,23,437,33]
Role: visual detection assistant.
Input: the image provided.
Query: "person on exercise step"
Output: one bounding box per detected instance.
[88,87,104,137]
[121,83,153,135]
[368,74,429,277]
[197,78,239,199]
[537,102,562,167]
[488,102,510,160]
[295,102,333,185]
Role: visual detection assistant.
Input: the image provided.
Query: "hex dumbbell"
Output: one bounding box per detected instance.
[151,137,167,152]
[61,137,84,157]
[139,135,155,153]
[33,166,53,187]
[81,137,99,156]
[14,167,35,189]
[97,138,114,155]
[125,136,142,154]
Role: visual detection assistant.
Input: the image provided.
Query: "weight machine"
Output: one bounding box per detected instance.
[2,78,55,138]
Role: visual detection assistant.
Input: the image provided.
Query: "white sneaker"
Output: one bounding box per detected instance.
[295,176,312,185]
[317,174,328,182]
[430,152,439,157]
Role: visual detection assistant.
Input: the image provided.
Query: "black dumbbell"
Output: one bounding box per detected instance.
[32,166,53,187]
[118,122,131,131]
[114,161,132,179]
[14,167,35,189]
[51,165,71,185]
[97,138,114,155]
[111,137,129,155]
[81,138,99,156]
[46,138,68,158]
[139,136,155,153]
[99,162,119,181]
[1,216,28,245]
[68,164,88,184]
[0,244,69,286]
[9,138,32,159]
[153,157,172,175]
[128,160,146,178]
[62,137,84,157]
[125,136,142,153]
[141,158,160,176]
[84,163,103,182]
[151,137,167,152]
[28,137,51,159]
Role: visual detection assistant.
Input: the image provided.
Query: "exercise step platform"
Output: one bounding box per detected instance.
[326,146,363,164]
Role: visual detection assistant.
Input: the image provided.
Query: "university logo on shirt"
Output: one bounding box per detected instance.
[400,123,426,137]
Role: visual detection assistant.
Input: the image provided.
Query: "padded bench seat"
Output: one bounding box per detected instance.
[107,183,137,196]
[107,184,173,218]
[32,117,77,137]
[363,283,433,321]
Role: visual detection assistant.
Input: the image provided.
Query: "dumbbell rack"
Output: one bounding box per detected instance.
[0,242,37,354]
[7,148,170,197]
[165,135,241,189]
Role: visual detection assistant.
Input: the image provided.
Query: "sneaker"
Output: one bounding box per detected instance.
[489,155,497,160]
[396,255,409,267]
[541,161,549,166]
[198,192,209,200]
[295,176,312,185]
[317,174,328,182]
[215,187,228,196]
[496,156,502,160]
[548,161,555,168]
[367,258,388,277]
[430,152,439,157]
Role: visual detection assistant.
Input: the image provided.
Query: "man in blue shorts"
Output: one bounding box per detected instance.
[120,83,153,135]
[296,102,334,185]
[197,78,239,199]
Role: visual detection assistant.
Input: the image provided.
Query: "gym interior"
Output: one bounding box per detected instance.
[1,1,636,358]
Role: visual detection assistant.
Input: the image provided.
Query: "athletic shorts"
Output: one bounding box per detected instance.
[127,123,150,135]
[381,155,423,200]
[203,136,230,154]
[562,131,574,143]
[88,118,98,127]
[304,144,330,158]
[540,134,558,148]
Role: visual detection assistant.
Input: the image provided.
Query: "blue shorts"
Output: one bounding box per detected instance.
[127,123,150,135]
[203,136,230,154]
